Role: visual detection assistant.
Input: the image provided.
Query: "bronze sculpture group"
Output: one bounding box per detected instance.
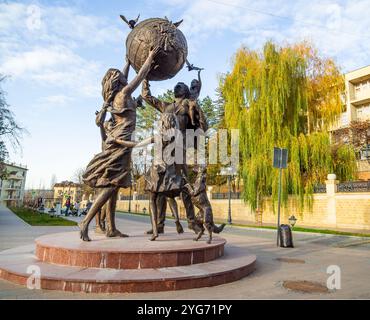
[78,16,225,244]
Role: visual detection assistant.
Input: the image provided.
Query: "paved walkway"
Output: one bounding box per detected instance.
[1,206,370,299]
[0,205,78,251]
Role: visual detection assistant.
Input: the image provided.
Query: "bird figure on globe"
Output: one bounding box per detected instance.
[120,14,140,29]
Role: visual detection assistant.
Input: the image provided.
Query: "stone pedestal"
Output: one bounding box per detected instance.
[0,232,256,293]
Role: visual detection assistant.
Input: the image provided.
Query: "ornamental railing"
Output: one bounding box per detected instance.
[337,181,370,193]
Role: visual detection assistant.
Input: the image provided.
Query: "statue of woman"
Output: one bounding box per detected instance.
[79,46,161,241]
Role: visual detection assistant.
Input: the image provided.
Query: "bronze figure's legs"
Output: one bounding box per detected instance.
[79,187,119,241]
[146,196,184,235]
[167,197,184,234]
[106,189,128,238]
[204,206,214,244]
[146,194,166,234]
[149,193,159,241]
[192,197,226,244]
[156,195,166,232]
[194,210,205,242]
[181,189,202,234]
[95,196,107,234]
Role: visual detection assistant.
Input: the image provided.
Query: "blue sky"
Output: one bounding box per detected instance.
[1,0,369,189]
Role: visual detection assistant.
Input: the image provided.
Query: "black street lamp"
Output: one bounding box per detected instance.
[289,215,297,228]
[220,166,235,225]
[128,185,132,213]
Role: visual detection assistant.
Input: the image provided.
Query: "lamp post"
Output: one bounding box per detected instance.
[128,185,132,213]
[220,166,235,225]
[289,215,297,228]
[273,147,288,247]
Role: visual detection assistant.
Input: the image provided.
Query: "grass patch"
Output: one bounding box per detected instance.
[117,211,370,238]
[10,207,77,226]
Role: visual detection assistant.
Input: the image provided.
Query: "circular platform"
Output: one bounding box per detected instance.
[35,232,226,269]
[0,231,257,294]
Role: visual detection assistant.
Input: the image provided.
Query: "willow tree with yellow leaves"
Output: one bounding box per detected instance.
[221,41,357,210]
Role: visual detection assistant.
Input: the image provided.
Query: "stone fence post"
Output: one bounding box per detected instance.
[207,186,213,200]
[325,173,339,226]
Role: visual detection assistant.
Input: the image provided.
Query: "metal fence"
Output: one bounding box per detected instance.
[120,194,149,201]
[313,184,327,194]
[135,194,150,200]
[116,182,370,202]
[120,195,132,201]
[338,181,370,193]
[211,192,241,199]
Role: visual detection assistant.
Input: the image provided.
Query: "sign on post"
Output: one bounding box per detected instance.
[273,147,288,169]
[273,147,288,246]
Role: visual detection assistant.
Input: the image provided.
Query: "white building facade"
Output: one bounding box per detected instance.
[0,163,28,207]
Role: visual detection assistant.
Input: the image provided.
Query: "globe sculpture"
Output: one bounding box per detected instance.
[126,18,188,81]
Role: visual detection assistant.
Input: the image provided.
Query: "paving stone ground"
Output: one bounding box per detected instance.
[1,205,370,299]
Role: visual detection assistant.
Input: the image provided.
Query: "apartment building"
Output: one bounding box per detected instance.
[334,65,370,180]
[0,162,28,206]
[53,181,83,204]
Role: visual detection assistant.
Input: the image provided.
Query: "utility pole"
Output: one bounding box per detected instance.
[273,147,288,247]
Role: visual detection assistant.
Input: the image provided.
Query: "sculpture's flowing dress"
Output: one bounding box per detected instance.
[82,101,135,188]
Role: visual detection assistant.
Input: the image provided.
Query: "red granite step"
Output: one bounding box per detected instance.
[0,244,256,293]
[35,232,226,269]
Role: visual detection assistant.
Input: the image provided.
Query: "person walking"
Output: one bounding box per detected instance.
[74,201,80,216]
[65,197,71,216]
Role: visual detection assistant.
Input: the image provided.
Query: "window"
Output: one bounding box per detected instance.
[357,103,370,120]
[360,144,370,160]
[354,79,370,99]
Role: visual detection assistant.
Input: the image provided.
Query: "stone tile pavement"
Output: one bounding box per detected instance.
[1,205,370,299]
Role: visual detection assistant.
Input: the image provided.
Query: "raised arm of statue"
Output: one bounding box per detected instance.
[123,46,161,96]
[198,70,202,92]
[106,135,154,148]
[99,123,107,142]
[141,79,166,113]
[122,56,130,79]
[95,103,109,141]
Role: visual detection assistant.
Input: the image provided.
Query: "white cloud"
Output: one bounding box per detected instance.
[38,95,75,108]
[0,2,126,99]
[1,46,79,76]
[161,0,370,71]
[0,2,125,48]
[0,45,101,98]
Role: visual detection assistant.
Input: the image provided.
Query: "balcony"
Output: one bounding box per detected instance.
[5,196,21,201]
[5,186,21,191]
[351,96,370,106]
[356,104,370,121]
[339,113,349,127]
[7,174,24,181]
[331,112,349,130]
[351,82,370,106]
